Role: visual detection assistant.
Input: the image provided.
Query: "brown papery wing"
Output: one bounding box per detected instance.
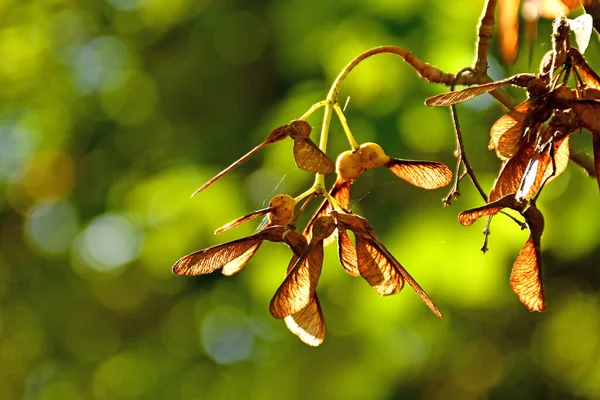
[304,181,350,246]
[425,74,534,106]
[518,136,570,200]
[489,100,530,159]
[355,235,403,296]
[284,294,326,347]
[293,138,335,174]
[510,236,546,311]
[191,125,288,197]
[571,100,600,135]
[172,237,262,276]
[490,134,536,202]
[355,227,442,317]
[270,241,324,319]
[571,47,600,90]
[338,229,359,277]
[510,204,546,312]
[386,159,452,189]
[458,197,512,226]
[214,207,272,235]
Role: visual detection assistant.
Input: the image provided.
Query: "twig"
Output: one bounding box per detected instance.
[473,0,498,74]
[570,152,598,177]
[444,68,489,205]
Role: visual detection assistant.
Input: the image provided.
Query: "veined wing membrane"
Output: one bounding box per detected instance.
[425,74,535,107]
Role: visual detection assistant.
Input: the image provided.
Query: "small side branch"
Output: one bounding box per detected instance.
[473,0,498,75]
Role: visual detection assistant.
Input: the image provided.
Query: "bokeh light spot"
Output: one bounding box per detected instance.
[202,306,254,365]
[73,213,142,273]
[25,201,78,256]
[74,37,132,93]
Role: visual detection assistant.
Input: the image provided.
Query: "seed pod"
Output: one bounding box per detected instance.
[268,194,296,226]
[357,142,391,169]
[286,120,312,140]
[335,150,364,182]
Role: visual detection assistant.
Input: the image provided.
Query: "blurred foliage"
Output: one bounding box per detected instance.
[0,0,599,399]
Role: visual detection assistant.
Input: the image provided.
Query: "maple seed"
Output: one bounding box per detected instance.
[268,194,296,226]
[286,120,312,140]
[335,150,364,182]
[357,142,391,169]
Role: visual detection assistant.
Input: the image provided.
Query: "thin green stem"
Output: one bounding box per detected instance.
[333,103,359,150]
[294,187,316,203]
[299,100,328,121]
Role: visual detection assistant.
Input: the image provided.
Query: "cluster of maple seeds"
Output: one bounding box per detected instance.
[426,15,600,312]
[173,12,599,346]
[173,119,451,346]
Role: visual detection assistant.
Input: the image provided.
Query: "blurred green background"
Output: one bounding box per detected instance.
[1,0,599,399]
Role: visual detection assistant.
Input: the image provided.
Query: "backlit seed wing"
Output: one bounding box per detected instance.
[293,138,335,174]
[392,262,442,318]
[304,181,350,245]
[284,294,326,347]
[172,225,284,276]
[516,136,570,201]
[425,74,535,106]
[214,207,272,235]
[458,199,509,226]
[355,235,403,296]
[511,204,546,312]
[191,126,288,197]
[490,100,530,159]
[510,236,546,311]
[571,100,600,135]
[386,159,452,189]
[338,229,359,277]
[571,48,600,90]
[172,238,263,276]
[490,129,570,202]
[270,241,324,319]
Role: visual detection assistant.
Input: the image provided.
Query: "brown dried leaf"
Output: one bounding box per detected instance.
[490,100,530,158]
[386,159,452,189]
[293,138,335,174]
[425,74,535,106]
[338,229,359,277]
[356,235,403,296]
[214,207,272,235]
[284,294,326,347]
